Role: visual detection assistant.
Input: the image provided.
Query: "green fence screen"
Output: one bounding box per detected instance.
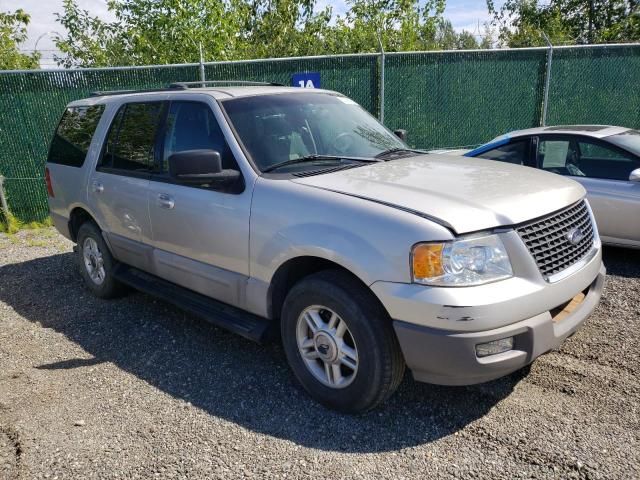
[0,44,639,222]
[547,45,640,127]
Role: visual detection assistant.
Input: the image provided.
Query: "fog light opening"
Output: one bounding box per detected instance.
[476,337,514,358]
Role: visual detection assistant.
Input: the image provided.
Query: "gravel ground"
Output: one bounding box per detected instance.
[0,227,638,479]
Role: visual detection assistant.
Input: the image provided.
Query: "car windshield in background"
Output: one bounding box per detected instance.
[221,93,405,172]
[607,129,640,156]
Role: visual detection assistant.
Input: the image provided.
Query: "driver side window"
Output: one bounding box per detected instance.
[537,137,639,180]
[162,101,239,173]
[537,139,583,177]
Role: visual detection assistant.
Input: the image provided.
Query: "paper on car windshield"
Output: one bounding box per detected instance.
[542,141,569,167]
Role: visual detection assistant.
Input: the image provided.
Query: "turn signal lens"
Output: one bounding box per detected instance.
[412,243,444,279]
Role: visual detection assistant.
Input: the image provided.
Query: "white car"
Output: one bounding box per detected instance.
[459,126,640,249]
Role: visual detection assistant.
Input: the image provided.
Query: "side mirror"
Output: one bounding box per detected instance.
[393,129,407,141]
[629,168,640,182]
[168,149,240,187]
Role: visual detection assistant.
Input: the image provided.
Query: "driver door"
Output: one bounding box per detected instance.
[147,99,252,307]
[536,135,640,245]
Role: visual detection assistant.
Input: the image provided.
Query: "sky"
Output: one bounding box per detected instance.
[4,0,499,68]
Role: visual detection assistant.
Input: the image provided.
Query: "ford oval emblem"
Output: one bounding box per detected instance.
[567,228,584,245]
[317,344,330,355]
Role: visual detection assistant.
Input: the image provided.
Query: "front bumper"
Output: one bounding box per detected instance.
[372,240,605,385]
[393,264,604,385]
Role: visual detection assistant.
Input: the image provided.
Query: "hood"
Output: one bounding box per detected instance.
[291,154,586,234]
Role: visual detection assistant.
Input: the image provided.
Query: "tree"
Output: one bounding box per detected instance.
[55,0,339,66]
[233,0,334,58]
[456,30,480,49]
[323,0,447,53]
[55,0,243,67]
[54,0,494,67]
[488,0,640,47]
[0,9,40,70]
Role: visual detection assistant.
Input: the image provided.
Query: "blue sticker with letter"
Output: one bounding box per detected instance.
[292,72,320,89]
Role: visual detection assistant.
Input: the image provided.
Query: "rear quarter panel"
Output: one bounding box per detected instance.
[46,101,114,238]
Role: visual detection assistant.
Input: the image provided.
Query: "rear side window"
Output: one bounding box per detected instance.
[100,102,163,173]
[48,105,105,167]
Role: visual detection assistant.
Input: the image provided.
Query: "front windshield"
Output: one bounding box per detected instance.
[607,129,640,156]
[221,93,405,171]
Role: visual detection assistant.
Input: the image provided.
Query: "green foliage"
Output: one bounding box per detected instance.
[0,213,53,234]
[0,9,40,70]
[488,0,640,47]
[0,210,23,234]
[53,0,489,67]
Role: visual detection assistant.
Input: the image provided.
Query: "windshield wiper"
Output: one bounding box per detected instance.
[374,148,427,160]
[262,155,378,173]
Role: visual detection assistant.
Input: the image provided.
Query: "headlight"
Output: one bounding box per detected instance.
[412,234,513,286]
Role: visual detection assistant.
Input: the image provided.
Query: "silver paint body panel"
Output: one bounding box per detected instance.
[47,88,603,344]
[293,155,585,234]
[569,175,640,247]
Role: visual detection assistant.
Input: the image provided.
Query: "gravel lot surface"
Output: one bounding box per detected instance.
[0,227,639,479]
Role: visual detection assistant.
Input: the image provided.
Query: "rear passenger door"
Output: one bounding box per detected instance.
[147,100,252,308]
[88,101,165,272]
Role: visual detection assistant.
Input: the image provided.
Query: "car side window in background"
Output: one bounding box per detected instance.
[111,102,163,172]
[162,101,238,172]
[576,140,640,181]
[48,105,105,167]
[537,139,585,176]
[477,139,529,165]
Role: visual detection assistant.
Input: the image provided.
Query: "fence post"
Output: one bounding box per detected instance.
[199,42,206,87]
[0,175,10,224]
[540,32,553,127]
[377,34,385,124]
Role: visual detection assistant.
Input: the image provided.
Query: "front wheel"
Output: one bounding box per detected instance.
[281,270,405,413]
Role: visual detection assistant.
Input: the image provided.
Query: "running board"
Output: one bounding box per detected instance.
[113,264,273,343]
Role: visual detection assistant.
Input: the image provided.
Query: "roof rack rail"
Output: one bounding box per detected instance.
[169,80,285,88]
[90,80,284,97]
[90,85,187,97]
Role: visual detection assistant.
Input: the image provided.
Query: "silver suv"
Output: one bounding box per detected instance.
[46,82,606,412]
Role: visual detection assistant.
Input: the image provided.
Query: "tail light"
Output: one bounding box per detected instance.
[45,167,55,197]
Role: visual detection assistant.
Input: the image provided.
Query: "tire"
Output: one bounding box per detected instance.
[76,221,124,299]
[281,270,405,413]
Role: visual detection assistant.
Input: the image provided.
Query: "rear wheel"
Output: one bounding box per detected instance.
[76,222,124,299]
[281,270,405,413]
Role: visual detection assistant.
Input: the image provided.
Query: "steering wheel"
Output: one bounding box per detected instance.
[333,132,356,154]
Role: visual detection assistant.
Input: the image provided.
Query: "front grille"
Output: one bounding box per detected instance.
[516,201,595,280]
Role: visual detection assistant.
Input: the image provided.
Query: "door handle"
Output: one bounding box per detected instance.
[157,193,175,209]
[91,181,104,193]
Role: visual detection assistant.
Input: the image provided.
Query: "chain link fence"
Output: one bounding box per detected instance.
[1,44,639,222]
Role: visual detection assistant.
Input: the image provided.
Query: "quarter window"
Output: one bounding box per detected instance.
[48,105,105,167]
